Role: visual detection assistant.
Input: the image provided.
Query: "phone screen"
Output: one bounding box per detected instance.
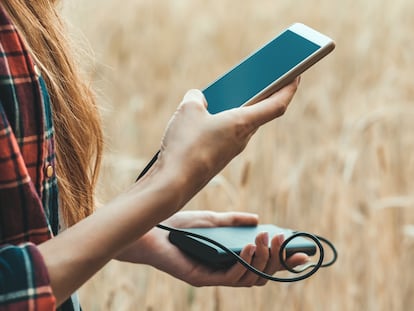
[203,30,320,114]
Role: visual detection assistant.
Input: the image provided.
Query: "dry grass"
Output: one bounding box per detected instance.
[61,0,414,310]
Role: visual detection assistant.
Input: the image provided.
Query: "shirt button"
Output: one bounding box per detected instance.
[34,64,41,77]
[45,164,54,178]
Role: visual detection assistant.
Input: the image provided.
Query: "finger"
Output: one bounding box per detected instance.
[275,233,310,271]
[211,212,259,227]
[285,253,310,269]
[223,244,256,286]
[163,211,259,229]
[243,77,300,128]
[271,234,310,271]
[239,232,269,285]
[255,233,284,286]
[182,89,208,109]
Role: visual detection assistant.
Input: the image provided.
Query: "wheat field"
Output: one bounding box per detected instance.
[61,0,414,310]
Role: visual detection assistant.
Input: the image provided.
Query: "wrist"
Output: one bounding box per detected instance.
[132,154,188,217]
[152,149,217,205]
[136,155,188,204]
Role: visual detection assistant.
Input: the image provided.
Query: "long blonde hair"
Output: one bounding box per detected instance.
[2,0,103,226]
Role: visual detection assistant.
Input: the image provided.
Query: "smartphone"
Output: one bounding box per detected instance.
[169,224,317,269]
[135,23,334,180]
[203,23,335,114]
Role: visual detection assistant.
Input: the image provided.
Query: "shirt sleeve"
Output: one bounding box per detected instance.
[0,94,56,310]
[0,106,56,310]
[0,243,56,310]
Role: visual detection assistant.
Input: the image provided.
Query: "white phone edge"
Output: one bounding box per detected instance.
[289,22,334,48]
[241,23,336,107]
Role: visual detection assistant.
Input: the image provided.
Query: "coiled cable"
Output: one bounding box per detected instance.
[157,224,337,282]
[136,151,338,282]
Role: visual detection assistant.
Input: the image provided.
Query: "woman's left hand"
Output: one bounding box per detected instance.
[116,211,308,287]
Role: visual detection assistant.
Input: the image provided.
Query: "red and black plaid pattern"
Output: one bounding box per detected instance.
[0,4,57,310]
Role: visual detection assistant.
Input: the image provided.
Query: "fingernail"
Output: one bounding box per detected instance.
[277,234,285,245]
[183,89,208,109]
[183,89,201,101]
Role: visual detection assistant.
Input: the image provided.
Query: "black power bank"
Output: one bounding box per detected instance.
[168,224,317,269]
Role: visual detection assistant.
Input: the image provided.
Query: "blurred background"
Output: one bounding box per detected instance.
[61,0,414,310]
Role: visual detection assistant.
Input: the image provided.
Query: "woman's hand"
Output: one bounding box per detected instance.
[143,78,300,211]
[39,80,299,305]
[117,211,308,287]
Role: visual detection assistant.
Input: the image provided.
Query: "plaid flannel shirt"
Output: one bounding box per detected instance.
[0,5,76,311]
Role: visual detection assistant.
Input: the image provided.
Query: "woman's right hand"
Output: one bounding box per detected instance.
[153,77,300,206]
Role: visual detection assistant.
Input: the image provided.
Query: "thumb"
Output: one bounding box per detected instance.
[243,77,300,128]
[182,89,208,109]
[213,212,259,227]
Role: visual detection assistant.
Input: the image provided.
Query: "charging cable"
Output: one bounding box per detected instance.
[136,151,338,282]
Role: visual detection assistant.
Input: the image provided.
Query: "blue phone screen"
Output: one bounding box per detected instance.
[203,30,320,114]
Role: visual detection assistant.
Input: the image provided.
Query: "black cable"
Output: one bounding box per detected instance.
[278,232,337,275]
[136,150,160,180]
[157,223,331,282]
[136,151,338,282]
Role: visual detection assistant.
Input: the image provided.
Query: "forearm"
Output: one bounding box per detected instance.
[38,162,188,306]
[37,81,300,306]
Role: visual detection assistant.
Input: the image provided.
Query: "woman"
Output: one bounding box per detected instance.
[0,1,305,310]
